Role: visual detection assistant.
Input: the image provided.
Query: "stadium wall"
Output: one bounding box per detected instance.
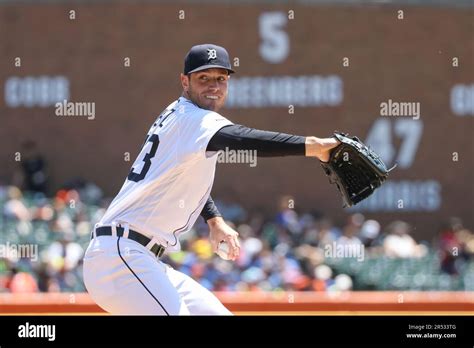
[0,3,472,239]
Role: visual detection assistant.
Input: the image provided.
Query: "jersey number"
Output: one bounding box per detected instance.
[127,134,160,182]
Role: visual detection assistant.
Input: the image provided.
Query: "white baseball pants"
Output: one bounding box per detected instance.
[83,235,232,315]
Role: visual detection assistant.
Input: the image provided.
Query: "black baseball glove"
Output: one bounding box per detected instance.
[320,132,394,208]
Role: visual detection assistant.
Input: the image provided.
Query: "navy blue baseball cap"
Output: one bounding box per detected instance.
[184,44,235,75]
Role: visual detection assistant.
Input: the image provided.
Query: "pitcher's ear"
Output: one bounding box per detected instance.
[180,73,189,91]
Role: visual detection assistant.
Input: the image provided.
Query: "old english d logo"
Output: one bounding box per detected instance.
[207,48,217,60]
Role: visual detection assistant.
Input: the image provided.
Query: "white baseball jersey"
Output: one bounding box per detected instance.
[99,97,233,251]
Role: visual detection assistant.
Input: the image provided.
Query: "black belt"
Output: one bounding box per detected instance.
[93,226,166,258]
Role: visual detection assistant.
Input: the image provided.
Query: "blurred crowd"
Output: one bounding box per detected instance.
[1,183,473,294]
[0,144,473,292]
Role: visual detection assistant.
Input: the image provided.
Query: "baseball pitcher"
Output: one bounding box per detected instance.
[82,44,340,315]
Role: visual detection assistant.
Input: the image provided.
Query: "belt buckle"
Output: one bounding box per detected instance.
[156,245,165,258]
